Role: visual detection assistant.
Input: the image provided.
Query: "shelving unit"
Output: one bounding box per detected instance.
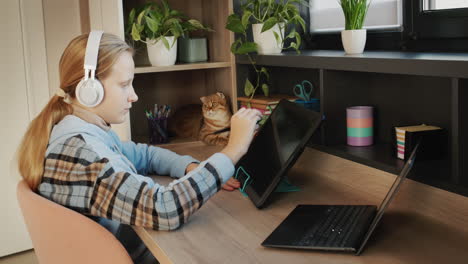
[236,50,468,197]
[134,62,231,74]
[88,0,237,144]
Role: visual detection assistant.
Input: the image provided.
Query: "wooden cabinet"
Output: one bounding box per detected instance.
[88,0,237,143]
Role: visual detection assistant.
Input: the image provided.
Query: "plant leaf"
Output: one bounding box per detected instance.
[128,8,136,24]
[236,42,258,54]
[261,17,278,32]
[137,9,146,25]
[241,11,253,28]
[161,0,170,17]
[244,79,254,97]
[285,28,296,39]
[273,31,280,44]
[262,83,269,96]
[260,67,269,80]
[161,36,170,50]
[188,19,205,29]
[146,16,159,34]
[295,31,301,50]
[226,14,245,33]
[230,39,241,54]
[131,23,141,41]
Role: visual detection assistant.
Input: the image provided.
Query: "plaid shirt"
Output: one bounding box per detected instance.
[38,134,233,230]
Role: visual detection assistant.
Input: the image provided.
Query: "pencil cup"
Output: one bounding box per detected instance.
[346,106,373,146]
[147,117,169,144]
[295,99,320,112]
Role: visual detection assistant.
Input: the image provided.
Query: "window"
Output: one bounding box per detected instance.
[424,0,468,10]
[413,0,468,40]
[309,0,403,33]
[307,0,468,52]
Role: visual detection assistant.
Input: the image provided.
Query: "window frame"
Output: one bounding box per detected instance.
[413,0,468,39]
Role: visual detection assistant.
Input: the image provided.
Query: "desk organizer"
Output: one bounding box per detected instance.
[346,106,373,146]
[295,98,320,112]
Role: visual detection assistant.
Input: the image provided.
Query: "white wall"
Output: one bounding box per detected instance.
[43,0,83,95]
[0,0,83,257]
[0,0,50,256]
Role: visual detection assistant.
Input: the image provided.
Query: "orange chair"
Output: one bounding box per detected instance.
[16,180,133,264]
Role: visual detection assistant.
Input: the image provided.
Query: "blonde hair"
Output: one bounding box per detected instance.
[17,32,133,190]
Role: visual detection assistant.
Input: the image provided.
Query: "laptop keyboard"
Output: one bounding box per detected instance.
[297,205,369,248]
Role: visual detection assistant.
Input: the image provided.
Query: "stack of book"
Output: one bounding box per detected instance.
[237,94,299,124]
[395,124,443,160]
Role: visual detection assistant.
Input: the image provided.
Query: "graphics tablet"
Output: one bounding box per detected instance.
[234,99,322,208]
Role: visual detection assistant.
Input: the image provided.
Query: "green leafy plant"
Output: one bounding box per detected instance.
[127,0,211,50]
[339,0,371,30]
[226,0,307,99]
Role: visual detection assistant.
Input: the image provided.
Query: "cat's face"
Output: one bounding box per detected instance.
[200,92,228,118]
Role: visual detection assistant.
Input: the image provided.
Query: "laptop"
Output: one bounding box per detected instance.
[235,99,322,208]
[261,141,420,255]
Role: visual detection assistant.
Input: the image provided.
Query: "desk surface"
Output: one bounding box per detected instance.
[134,142,468,264]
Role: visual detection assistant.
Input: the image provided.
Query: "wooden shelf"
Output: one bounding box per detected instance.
[135,62,231,74]
[237,50,468,78]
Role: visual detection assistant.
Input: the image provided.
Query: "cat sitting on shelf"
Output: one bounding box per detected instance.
[168,92,232,146]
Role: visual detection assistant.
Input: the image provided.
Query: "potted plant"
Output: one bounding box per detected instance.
[339,0,371,54]
[226,0,307,99]
[127,1,210,66]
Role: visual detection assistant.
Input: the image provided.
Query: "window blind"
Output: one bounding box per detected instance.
[309,0,403,33]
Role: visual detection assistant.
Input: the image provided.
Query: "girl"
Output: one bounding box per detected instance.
[17,32,261,263]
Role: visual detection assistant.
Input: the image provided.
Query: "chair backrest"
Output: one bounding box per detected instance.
[16,180,133,264]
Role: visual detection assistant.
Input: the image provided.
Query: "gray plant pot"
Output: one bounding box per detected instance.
[178,37,208,63]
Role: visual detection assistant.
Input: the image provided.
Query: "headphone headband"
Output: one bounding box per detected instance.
[84,30,103,80]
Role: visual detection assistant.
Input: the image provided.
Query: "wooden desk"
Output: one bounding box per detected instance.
[134,142,468,264]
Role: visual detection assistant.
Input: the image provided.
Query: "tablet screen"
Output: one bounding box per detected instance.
[236,100,322,207]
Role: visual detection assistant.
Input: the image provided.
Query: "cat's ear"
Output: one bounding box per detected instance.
[200,96,208,104]
[216,92,225,99]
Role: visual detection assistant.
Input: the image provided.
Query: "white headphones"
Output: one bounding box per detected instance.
[75,30,104,107]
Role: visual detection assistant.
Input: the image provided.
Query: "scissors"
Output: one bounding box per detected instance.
[293,80,314,101]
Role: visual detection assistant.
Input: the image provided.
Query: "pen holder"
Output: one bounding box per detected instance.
[295,99,320,112]
[147,117,169,144]
[346,106,373,146]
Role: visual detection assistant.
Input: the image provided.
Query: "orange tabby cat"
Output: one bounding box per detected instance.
[168,92,232,146]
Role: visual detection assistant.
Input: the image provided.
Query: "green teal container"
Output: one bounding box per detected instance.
[178,37,208,63]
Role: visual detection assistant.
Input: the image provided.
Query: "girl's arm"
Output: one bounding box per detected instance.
[118,138,199,178]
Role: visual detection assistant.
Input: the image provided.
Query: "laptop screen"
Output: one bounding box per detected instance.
[235,100,322,208]
[356,140,420,255]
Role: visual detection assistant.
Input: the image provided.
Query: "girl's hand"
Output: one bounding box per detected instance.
[221,108,262,164]
[222,178,241,191]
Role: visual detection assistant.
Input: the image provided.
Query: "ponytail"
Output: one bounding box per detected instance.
[17,96,72,190]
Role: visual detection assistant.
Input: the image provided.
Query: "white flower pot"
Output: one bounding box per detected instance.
[252,23,284,55]
[146,36,177,66]
[341,29,367,54]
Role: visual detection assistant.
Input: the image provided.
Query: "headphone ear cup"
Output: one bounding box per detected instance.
[75,78,104,107]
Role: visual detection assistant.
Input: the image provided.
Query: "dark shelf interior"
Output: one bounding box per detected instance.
[308,142,468,196]
[309,142,405,175]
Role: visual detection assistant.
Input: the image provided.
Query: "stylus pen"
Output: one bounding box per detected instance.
[213,127,230,135]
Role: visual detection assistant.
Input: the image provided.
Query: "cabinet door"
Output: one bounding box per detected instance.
[0,0,49,256]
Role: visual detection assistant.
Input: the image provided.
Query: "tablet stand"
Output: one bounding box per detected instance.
[234,166,300,197]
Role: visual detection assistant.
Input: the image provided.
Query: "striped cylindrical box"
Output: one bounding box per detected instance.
[346,106,373,146]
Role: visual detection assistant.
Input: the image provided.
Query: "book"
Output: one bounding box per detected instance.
[240,105,272,115]
[394,124,444,161]
[237,94,299,105]
[240,102,277,111]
